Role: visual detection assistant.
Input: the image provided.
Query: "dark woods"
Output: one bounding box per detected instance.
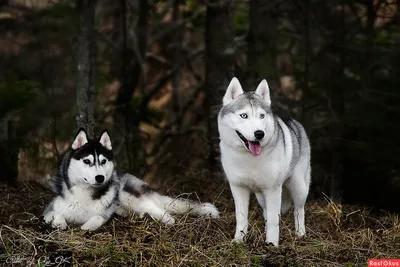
[0,0,399,212]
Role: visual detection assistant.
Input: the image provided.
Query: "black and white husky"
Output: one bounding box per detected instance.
[43,129,219,231]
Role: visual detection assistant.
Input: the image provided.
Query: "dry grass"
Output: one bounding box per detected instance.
[0,175,399,267]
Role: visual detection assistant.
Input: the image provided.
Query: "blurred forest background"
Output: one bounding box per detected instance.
[0,0,399,213]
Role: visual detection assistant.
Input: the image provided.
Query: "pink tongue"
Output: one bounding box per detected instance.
[248,142,262,156]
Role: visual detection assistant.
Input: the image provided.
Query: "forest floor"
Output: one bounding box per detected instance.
[0,172,399,267]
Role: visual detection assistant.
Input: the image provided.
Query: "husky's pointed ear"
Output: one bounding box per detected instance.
[255,79,271,106]
[222,77,244,106]
[99,130,112,150]
[71,128,88,150]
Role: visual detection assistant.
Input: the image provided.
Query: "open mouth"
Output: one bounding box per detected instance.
[235,131,262,156]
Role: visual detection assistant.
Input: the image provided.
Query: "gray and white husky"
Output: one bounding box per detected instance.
[218,77,311,246]
[43,129,219,231]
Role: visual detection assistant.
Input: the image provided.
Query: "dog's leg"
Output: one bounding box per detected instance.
[44,211,68,230]
[121,196,176,225]
[263,187,282,246]
[286,173,309,237]
[43,198,68,229]
[230,184,250,242]
[145,205,175,225]
[81,215,107,231]
[294,202,306,237]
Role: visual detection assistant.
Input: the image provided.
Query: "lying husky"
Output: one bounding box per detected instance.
[218,77,311,246]
[43,129,219,230]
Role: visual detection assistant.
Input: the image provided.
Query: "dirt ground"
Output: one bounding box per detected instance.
[0,172,399,267]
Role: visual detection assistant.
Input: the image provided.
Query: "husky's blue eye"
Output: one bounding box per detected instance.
[100,159,107,165]
[260,114,265,119]
[239,113,248,119]
[83,159,91,165]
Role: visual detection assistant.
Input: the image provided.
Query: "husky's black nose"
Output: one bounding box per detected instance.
[254,130,265,140]
[95,175,105,183]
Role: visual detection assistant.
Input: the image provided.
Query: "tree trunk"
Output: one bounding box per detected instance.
[76,0,96,137]
[116,0,148,109]
[330,1,347,204]
[204,0,235,171]
[248,0,292,117]
[171,0,183,124]
[0,0,8,7]
[0,118,18,184]
[114,0,148,174]
[247,0,277,89]
[365,0,376,89]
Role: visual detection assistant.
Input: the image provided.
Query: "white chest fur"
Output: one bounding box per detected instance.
[52,185,116,224]
[220,142,292,191]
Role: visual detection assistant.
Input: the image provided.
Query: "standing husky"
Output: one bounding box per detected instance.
[218,77,311,246]
[43,129,219,230]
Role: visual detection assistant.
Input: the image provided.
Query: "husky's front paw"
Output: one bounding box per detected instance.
[265,236,279,247]
[43,211,55,224]
[296,227,306,237]
[53,219,68,230]
[81,224,98,231]
[231,237,244,244]
[44,212,67,230]
[265,234,279,247]
[265,241,279,247]
[81,216,106,231]
[115,205,128,217]
[232,229,247,243]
